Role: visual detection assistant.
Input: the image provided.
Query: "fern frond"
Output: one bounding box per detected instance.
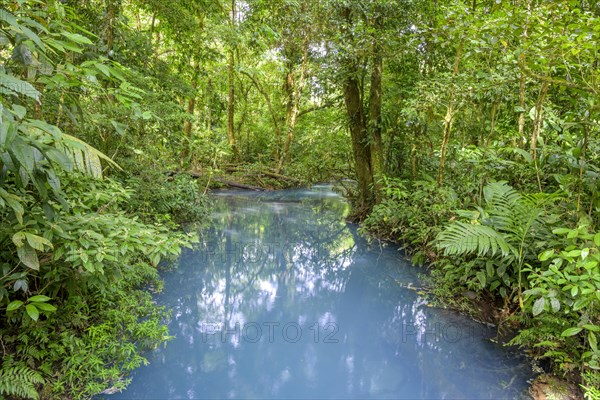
[484,181,521,208]
[0,362,44,400]
[436,221,514,258]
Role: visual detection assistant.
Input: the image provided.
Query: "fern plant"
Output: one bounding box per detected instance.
[0,359,44,400]
[436,181,559,307]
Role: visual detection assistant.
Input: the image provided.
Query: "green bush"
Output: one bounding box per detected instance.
[0,172,197,398]
[124,169,210,226]
[361,175,458,265]
[514,226,600,379]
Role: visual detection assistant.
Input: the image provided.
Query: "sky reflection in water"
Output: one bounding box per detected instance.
[105,185,533,399]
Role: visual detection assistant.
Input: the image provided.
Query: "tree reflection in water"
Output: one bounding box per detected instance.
[106,185,532,400]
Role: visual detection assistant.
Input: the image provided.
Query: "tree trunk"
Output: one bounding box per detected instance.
[531,80,549,192]
[437,42,463,187]
[576,123,589,215]
[437,104,454,187]
[518,74,526,146]
[489,102,498,143]
[105,0,116,55]
[181,65,200,165]
[368,11,384,202]
[239,70,283,156]
[277,37,309,173]
[339,5,374,217]
[228,0,238,160]
[344,75,374,216]
[517,0,531,147]
[206,78,212,131]
[530,83,548,157]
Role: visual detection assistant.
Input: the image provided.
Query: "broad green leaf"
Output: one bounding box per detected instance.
[45,38,66,52]
[44,148,72,170]
[583,324,600,332]
[12,231,26,247]
[581,248,590,260]
[12,104,27,119]
[27,119,63,141]
[7,300,23,312]
[0,9,19,28]
[95,62,111,77]
[539,249,555,261]
[550,297,560,312]
[485,261,494,277]
[532,297,545,316]
[33,302,56,312]
[61,31,93,45]
[566,249,582,258]
[62,133,122,171]
[589,331,598,353]
[19,24,45,51]
[110,120,128,136]
[510,147,533,163]
[25,304,39,321]
[1,190,24,224]
[561,327,583,337]
[17,243,40,270]
[25,233,52,251]
[9,139,35,172]
[0,72,40,100]
[0,117,17,147]
[59,40,83,53]
[572,286,579,297]
[476,271,486,288]
[28,295,50,303]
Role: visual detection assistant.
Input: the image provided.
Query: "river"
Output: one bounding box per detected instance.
[104,184,533,399]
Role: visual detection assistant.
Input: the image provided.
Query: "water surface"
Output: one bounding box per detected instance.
[107,185,532,399]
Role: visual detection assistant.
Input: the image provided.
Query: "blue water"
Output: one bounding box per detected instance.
[104,185,533,399]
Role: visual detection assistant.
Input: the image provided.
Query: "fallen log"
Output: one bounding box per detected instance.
[260,170,304,183]
[220,167,303,184]
[213,178,266,191]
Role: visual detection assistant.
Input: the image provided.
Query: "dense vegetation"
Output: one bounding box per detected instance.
[0,0,598,398]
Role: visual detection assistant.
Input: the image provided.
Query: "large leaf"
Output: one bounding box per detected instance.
[532,297,546,316]
[17,243,40,270]
[0,72,40,101]
[436,221,513,257]
[61,133,122,172]
[25,304,39,321]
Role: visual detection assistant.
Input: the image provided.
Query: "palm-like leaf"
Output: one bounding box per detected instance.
[435,181,561,306]
[437,221,514,257]
[436,181,553,260]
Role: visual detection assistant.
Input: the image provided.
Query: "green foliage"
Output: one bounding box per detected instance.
[361,175,458,265]
[124,169,211,225]
[515,226,600,374]
[435,182,560,300]
[582,371,600,400]
[0,172,196,397]
[0,359,44,400]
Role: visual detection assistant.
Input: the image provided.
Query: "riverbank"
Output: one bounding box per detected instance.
[356,176,593,399]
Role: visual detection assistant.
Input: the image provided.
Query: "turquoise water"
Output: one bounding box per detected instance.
[104,185,533,399]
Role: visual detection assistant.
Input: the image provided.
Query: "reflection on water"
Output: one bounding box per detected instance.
[105,185,532,399]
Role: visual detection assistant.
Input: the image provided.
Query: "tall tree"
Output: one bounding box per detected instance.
[227,0,239,159]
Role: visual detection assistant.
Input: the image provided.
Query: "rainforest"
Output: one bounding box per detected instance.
[0,0,599,399]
